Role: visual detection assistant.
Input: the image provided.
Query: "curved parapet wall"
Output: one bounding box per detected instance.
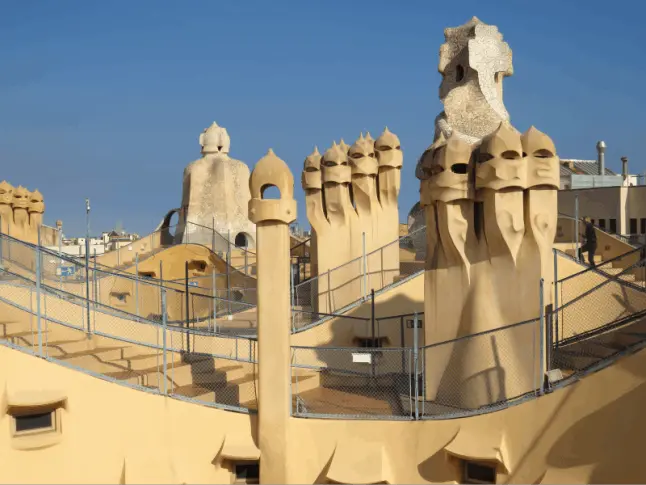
[0,288,646,482]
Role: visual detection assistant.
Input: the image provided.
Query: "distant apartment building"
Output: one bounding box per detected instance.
[558,150,646,243]
[54,229,140,257]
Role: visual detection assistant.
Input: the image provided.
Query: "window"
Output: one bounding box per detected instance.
[598,219,606,230]
[355,337,387,348]
[609,219,617,234]
[234,233,248,248]
[641,219,646,234]
[463,461,497,484]
[630,219,638,234]
[14,411,53,434]
[233,462,259,484]
[187,260,207,272]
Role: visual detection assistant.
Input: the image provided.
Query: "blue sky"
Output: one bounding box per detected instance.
[1,0,644,237]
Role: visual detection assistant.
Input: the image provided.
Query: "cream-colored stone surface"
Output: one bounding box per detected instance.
[302,130,403,313]
[435,16,514,146]
[1,336,646,483]
[248,148,296,484]
[0,14,643,485]
[0,180,58,246]
[418,17,561,408]
[177,122,256,251]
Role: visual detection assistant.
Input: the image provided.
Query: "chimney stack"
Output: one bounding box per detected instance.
[596,141,606,176]
[621,156,629,180]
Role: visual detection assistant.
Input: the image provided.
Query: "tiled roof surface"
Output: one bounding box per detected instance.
[560,159,616,176]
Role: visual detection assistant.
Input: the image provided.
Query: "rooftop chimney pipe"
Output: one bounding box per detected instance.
[621,156,629,180]
[596,141,606,176]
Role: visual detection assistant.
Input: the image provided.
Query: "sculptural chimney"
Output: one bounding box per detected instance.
[248,149,296,484]
[176,122,256,251]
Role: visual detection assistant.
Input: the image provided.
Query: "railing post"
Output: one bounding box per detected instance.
[185,261,190,353]
[290,257,295,330]
[85,233,91,337]
[553,249,559,331]
[413,312,419,420]
[212,267,216,332]
[212,216,216,253]
[539,278,545,396]
[36,227,43,357]
[135,252,139,319]
[574,194,580,262]
[327,270,332,313]
[162,288,168,395]
[93,248,98,326]
[400,316,405,374]
[371,289,376,344]
[545,304,553,381]
[245,249,248,276]
[0,215,3,267]
[158,260,163,311]
[362,232,367,301]
[58,227,63,289]
[227,230,232,316]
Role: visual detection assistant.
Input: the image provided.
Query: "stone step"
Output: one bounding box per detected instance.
[604,267,622,275]
[165,358,251,388]
[105,353,253,391]
[57,346,133,373]
[0,320,29,336]
[109,351,183,371]
[41,338,96,358]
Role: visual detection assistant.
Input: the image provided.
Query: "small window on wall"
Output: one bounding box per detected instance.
[14,410,54,435]
[8,402,64,447]
[641,219,646,234]
[233,462,259,484]
[463,461,497,484]
[354,337,387,348]
[630,218,638,234]
[609,219,617,234]
[599,219,606,230]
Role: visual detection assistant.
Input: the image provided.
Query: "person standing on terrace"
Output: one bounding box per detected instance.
[579,217,597,267]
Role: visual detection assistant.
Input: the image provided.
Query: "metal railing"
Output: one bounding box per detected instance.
[0,257,258,413]
[3,224,646,420]
[291,226,426,329]
[292,248,646,420]
[291,315,542,420]
[1,231,258,325]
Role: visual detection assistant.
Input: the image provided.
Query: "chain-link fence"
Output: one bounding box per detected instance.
[420,318,541,418]
[291,226,426,328]
[557,246,646,306]
[550,307,646,384]
[0,235,259,413]
[291,345,415,419]
[291,316,542,420]
[556,252,646,346]
[0,232,259,335]
[548,248,646,387]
